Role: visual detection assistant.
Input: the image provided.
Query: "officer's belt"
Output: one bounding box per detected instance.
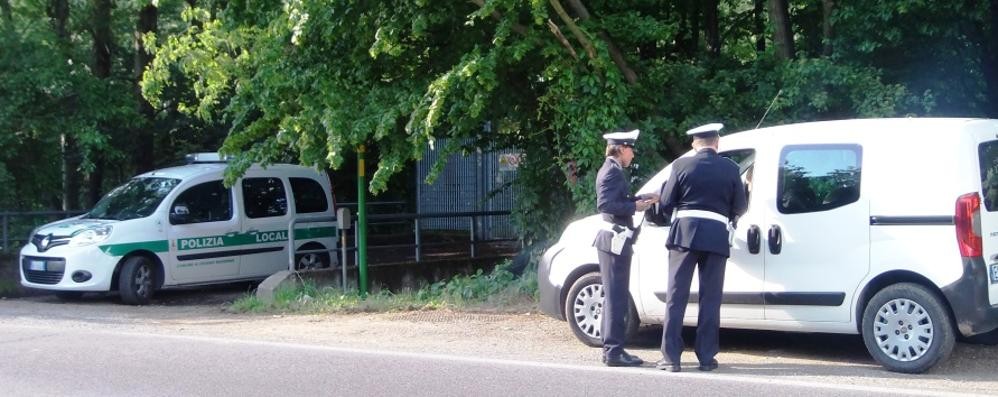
[598,220,635,238]
[674,209,729,224]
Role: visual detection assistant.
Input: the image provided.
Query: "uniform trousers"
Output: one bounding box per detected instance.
[597,248,631,358]
[660,247,727,364]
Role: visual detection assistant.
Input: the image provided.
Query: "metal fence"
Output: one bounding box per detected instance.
[417,139,520,240]
[1,211,85,252]
[3,208,521,264]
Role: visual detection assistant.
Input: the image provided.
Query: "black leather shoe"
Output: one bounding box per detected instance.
[655,359,681,372]
[698,359,718,372]
[604,353,643,367]
[621,351,644,365]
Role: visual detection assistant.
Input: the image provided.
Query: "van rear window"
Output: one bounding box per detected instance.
[290,178,328,213]
[978,141,998,211]
[777,144,862,214]
[242,178,288,218]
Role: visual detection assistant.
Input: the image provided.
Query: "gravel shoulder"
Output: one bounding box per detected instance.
[2,287,998,395]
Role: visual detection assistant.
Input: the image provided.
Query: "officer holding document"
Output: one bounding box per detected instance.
[592,128,658,367]
[655,123,747,373]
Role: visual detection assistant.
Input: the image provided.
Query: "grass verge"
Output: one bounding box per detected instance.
[228,260,538,314]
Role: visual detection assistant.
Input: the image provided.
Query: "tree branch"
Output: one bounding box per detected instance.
[564,0,637,84]
[468,0,528,36]
[548,0,596,59]
[547,19,579,60]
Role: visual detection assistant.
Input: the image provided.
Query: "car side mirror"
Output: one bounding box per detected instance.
[170,205,190,224]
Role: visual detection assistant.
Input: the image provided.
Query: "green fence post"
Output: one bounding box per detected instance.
[357,145,368,297]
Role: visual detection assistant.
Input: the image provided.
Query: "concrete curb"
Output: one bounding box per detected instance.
[256,270,295,303]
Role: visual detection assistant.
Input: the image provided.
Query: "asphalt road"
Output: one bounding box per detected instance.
[1,286,997,396]
[0,324,971,397]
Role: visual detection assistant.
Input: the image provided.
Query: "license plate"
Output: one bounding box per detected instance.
[29,260,45,271]
[991,264,998,284]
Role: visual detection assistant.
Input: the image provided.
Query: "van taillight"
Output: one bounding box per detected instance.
[955,192,982,258]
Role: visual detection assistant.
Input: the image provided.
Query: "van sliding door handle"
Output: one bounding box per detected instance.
[747,225,761,254]
[768,225,782,255]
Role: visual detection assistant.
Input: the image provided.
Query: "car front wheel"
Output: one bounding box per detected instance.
[119,256,156,305]
[563,272,639,347]
[861,283,955,373]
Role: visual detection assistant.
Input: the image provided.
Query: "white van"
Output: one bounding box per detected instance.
[19,154,337,305]
[538,118,998,373]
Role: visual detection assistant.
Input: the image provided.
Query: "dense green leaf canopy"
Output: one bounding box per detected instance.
[3,0,996,240]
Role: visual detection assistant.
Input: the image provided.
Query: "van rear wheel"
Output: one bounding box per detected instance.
[119,256,155,305]
[564,272,639,347]
[295,244,331,271]
[861,283,955,373]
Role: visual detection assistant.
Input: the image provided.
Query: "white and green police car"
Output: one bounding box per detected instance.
[19,154,337,304]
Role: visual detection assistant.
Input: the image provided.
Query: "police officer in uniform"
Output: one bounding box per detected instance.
[655,123,747,372]
[592,129,657,367]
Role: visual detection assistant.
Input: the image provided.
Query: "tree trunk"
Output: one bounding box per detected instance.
[134,3,158,173]
[768,0,795,59]
[89,0,113,206]
[47,0,80,210]
[985,0,998,118]
[564,0,638,84]
[92,0,112,80]
[1,0,12,24]
[674,0,700,57]
[754,0,766,52]
[88,158,104,206]
[704,0,720,56]
[821,0,834,56]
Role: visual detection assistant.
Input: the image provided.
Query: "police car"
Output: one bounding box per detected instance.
[538,118,998,373]
[19,153,336,305]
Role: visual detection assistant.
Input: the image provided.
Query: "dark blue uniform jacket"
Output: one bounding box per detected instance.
[593,157,640,255]
[658,148,748,257]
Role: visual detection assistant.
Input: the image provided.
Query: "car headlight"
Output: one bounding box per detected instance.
[69,225,113,247]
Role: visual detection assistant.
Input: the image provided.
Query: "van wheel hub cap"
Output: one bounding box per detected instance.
[133,265,152,296]
[572,284,604,339]
[873,298,933,362]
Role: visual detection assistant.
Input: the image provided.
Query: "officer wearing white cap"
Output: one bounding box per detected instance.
[592,128,657,367]
[655,122,747,372]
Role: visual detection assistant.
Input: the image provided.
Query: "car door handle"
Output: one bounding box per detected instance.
[747,225,761,254]
[768,225,782,255]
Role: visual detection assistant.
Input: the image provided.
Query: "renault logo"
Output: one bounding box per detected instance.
[39,234,51,251]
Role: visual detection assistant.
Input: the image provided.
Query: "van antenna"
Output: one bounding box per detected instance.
[755,88,783,130]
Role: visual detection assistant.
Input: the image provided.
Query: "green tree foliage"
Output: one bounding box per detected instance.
[143,0,941,241]
[0,0,226,210]
[3,0,996,243]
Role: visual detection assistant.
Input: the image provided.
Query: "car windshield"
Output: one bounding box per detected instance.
[84,177,181,220]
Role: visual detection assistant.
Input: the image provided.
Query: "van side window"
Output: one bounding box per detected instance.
[720,149,756,202]
[170,181,232,224]
[290,177,328,214]
[778,144,862,214]
[242,177,288,218]
[978,141,998,211]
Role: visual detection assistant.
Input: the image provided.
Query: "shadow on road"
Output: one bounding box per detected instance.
[16,281,257,307]
[625,324,998,381]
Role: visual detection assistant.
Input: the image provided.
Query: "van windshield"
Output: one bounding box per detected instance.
[84,177,182,220]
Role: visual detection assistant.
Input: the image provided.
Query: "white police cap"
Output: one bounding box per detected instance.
[686,122,724,137]
[603,129,639,146]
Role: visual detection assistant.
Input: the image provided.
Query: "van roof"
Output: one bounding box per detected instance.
[135,162,322,181]
[737,117,990,140]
